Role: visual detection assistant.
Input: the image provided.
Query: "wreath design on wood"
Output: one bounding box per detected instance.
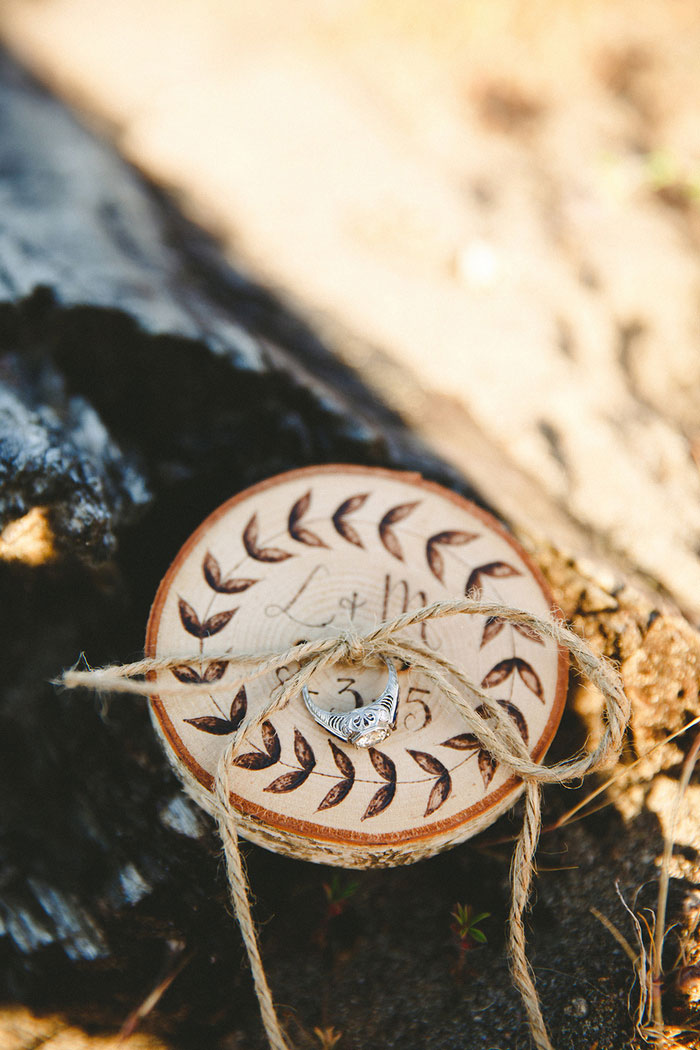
[170,489,546,820]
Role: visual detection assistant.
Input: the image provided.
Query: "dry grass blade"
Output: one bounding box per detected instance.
[605,732,700,1049]
[118,943,192,1043]
[652,730,700,1036]
[590,905,638,964]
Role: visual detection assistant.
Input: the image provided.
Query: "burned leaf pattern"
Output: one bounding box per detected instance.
[426,530,479,584]
[465,561,521,597]
[233,720,280,770]
[329,739,355,779]
[440,733,479,750]
[407,750,452,816]
[472,700,529,746]
[261,721,282,763]
[362,783,396,821]
[293,728,316,771]
[264,769,310,793]
[317,779,354,810]
[203,661,228,683]
[480,616,504,647]
[369,747,396,782]
[172,664,202,684]
[480,616,544,647]
[243,513,292,563]
[178,598,237,639]
[265,727,315,793]
[317,741,355,811]
[332,493,369,547]
[362,746,397,820]
[379,501,420,561]
[183,686,248,736]
[181,715,233,735]
[478,750,498,789]
[440,698,530,791]
[513,621,545,645]
[481,657,544,701]
[288,490,328,548]
[203,551,258,594]
[496,700,529,745]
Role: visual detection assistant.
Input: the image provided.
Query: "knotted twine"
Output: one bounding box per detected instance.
[62,597,630,1050]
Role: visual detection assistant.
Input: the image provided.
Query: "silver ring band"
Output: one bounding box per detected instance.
[302,657,399,748]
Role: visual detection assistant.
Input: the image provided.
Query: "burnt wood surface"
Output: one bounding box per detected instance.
[0,51,671,1050]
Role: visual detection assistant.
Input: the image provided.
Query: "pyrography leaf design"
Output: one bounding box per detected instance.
[379,501,420,561]
[515,659,544,701]
[332,493,369,548]
[316,740,355,811]
[442,700,528,750]
[233,719,280,769]
[496,700,529,745]
[261,720,281,762]
[425,774,452,816]
[178,598,237,639]
[181,715,232,735]
[203,661,227,682]
[480,659,514,689]
[202,551,222,589]
[243,513,292,563]
[440,698,529,791]
[293,728,316,771]
[441,728,498,791]
[264,769,311,793]
[233,751,277,770]
[481,658,543,701]
[360,746,397,820]
[440,733,480,750]
[478,750,498,788]
[203,551,258,594]
[317,779,354,811]
[202,609,237,637]
[475,701,529,745]
[407,750,452,816]
[288,490,328,548]
[368,746,396,783]
[171,664,202,684]
[183,686,247,736]
[264,727,315,792]
[514,622,545,645]
[465,561,522,597]
[480,616,505,647]
[362,783,396,821]
[227,686,248,729]
[407,749,449,776]
[329,740,355,779]
[426,530,479,584]
[178,598,203,637]
[480,616,544,647]
[171,660,228,684]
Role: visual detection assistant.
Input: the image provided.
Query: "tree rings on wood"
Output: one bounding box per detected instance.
[146,465,568,868]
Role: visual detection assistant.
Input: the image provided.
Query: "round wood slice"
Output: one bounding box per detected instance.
[146,465,568,868]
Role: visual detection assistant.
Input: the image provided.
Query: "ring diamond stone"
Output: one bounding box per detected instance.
[302,657,399,748]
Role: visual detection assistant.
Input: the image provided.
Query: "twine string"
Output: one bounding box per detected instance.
[61,597,630,1050]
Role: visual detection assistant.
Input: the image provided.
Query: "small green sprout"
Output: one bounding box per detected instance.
[451,903,490,950]
[323,873,359,918]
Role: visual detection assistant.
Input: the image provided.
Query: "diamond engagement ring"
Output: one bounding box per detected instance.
[302,657,399,748]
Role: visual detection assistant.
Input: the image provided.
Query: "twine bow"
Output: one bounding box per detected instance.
[62,597,630,1050]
